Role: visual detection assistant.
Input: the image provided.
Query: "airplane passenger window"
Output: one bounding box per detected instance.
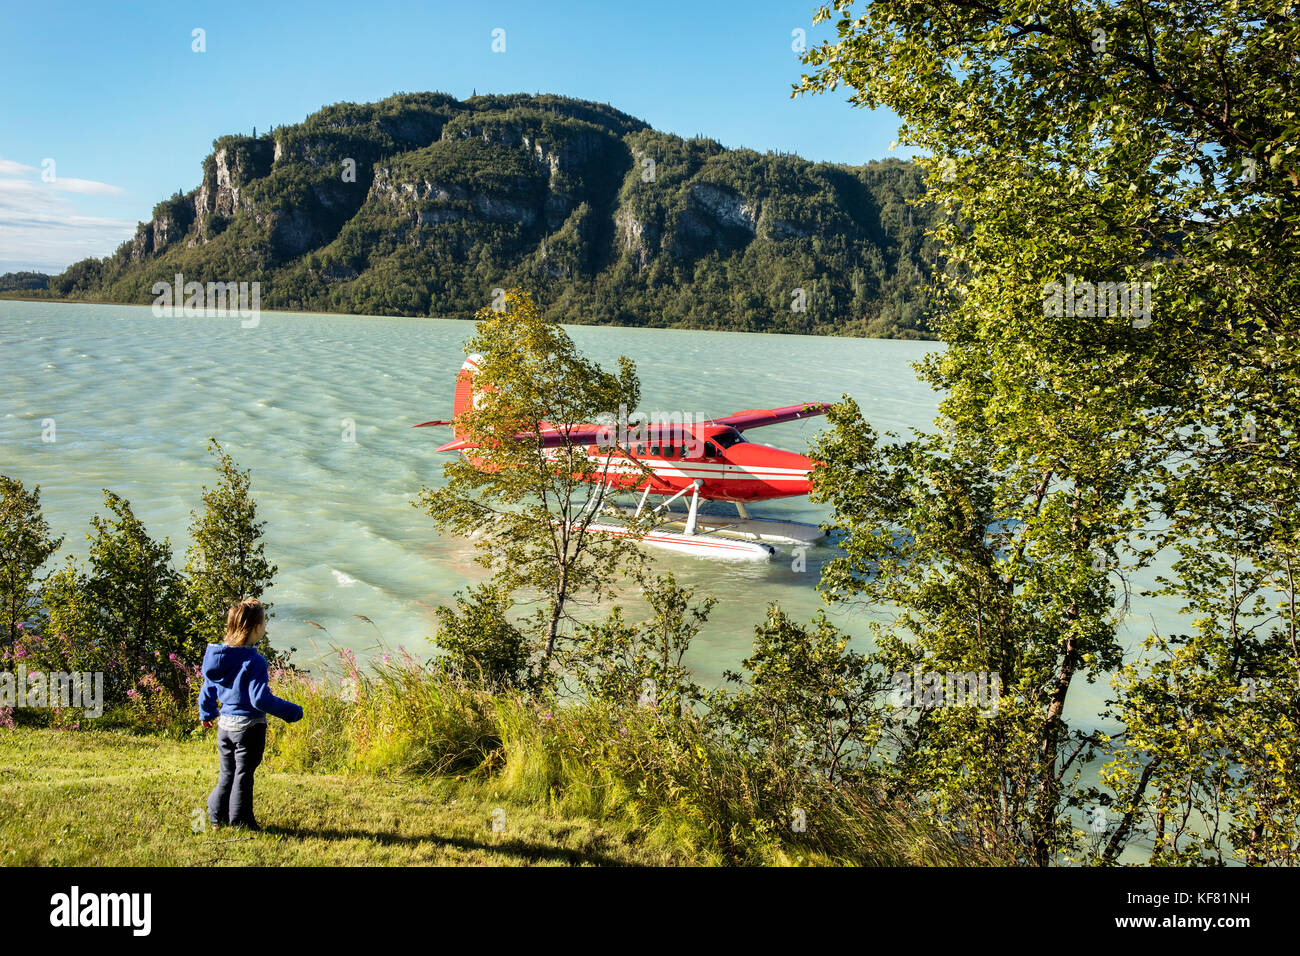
[650,445,660,456]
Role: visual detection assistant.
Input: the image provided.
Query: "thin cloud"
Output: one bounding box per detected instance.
[49,176,127,196]
[0,166,135,272]
[0,158,127,196]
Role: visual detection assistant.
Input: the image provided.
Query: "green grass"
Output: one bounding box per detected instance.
[262,666,1003,866]
[0,728,686,866]
[0,661,1008,866]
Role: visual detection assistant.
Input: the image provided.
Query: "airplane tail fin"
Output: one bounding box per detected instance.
[452,353,483,440]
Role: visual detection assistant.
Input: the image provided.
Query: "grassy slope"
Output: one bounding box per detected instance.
[0,728,686,867]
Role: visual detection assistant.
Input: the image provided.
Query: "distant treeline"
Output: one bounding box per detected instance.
[0,272,50,292]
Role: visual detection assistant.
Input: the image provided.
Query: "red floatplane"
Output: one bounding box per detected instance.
[416,354,831,560]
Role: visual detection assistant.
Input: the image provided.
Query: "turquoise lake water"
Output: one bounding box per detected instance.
[1,300,1184,727]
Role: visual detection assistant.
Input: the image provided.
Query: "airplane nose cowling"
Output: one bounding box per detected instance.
[725,443,815,497]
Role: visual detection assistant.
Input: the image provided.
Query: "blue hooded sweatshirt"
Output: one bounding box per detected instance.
[198,644,303,724]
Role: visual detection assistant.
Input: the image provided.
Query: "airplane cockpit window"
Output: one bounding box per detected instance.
[704,441,719,458]
[712,430,746,449]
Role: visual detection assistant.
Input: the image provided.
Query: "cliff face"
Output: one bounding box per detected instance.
[45,92,939,337]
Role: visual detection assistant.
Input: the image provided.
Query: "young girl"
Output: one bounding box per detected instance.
[198,598,303,830]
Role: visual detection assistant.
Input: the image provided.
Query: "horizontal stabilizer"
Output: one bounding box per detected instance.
[433,425,608,453]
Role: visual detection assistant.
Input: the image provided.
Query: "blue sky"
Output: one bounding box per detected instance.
[0,0,903,273]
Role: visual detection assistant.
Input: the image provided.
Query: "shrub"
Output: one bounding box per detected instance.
[432,584,536,692]
[0,476,62,648]
[122,656,204,738]
[40,492,193,706]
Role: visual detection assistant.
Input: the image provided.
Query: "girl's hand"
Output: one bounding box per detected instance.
[201,720,214,730]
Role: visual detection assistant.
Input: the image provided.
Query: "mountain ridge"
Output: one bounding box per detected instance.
[10,92,940,337]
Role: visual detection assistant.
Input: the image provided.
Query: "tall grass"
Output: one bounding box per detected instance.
[266,654,1009,865]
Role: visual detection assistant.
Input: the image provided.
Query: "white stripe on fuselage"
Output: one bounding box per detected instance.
[537,451,809,482]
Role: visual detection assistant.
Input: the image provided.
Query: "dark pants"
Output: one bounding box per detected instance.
[208,723,267,827]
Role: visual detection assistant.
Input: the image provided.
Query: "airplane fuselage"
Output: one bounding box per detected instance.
[424,353,825,508]
[576,424,814,504]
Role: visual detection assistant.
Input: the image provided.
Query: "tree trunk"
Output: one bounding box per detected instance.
[1103,757,1158,864]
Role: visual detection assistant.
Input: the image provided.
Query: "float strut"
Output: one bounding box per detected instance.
[684,480,703,536]
[651,482,693,515]
[584,482,607,518]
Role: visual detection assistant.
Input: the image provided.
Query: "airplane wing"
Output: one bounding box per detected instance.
[417,403,833,453]
[706,402,833,432]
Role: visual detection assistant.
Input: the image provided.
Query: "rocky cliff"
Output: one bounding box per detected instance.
[40,92,939,337]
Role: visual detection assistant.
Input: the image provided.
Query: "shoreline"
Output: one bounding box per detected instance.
[0,294,938,343]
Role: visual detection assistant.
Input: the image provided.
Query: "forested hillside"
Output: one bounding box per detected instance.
[26,93,940,337]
